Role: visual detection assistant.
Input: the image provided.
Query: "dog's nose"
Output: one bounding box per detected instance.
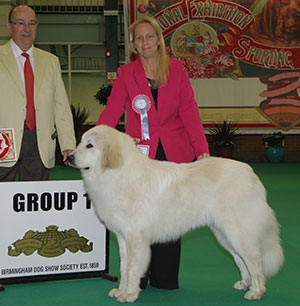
[67,154,75,165]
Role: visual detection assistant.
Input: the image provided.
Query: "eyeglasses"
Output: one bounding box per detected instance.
[10,21,38,28]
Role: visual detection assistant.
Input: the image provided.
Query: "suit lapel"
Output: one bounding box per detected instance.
[133,58,152,97]
[133,58,158,122]
[1,43,24,96]
[33,47,45,105]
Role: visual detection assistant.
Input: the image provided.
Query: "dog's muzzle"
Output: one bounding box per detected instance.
[67,154,75,166]
[67,154,90,170]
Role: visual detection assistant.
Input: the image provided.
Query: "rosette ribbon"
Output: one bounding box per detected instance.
[132,94,151,140]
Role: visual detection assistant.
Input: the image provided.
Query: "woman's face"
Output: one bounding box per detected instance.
[133,22,161,59]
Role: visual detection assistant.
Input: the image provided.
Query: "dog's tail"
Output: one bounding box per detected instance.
[262,215,284,278]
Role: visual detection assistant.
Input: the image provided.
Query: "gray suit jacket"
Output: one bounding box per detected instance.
[0,41,75,168]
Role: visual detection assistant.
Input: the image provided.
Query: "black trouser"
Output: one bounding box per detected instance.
[148,239,181,289]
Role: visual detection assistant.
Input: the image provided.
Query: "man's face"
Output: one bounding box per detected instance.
[8,6,37,51]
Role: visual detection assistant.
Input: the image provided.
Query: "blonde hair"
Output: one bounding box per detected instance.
[129,15,170,87]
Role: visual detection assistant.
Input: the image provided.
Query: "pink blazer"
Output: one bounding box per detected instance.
[97,57,209,163]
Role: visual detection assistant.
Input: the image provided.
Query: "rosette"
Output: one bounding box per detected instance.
[132,94,151,140]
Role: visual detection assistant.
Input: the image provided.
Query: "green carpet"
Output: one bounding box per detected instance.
[1,163,299,306]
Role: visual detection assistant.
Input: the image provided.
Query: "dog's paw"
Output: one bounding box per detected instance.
[117,292,139,303]
[233,280,249,291]
[244,290,263,300]
[108,288,123,298]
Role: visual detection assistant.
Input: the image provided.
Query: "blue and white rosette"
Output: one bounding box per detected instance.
[132,94,151,141]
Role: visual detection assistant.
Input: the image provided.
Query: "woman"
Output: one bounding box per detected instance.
[97,15,209,290]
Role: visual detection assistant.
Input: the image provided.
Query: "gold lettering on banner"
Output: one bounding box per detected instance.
[8,225,93,258]
[157,6,186,30]
[233,38,294,69]
[172,7,185,22]
[189,0,253,31]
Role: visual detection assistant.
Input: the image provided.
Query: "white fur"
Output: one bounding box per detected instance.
[68,125,284,303]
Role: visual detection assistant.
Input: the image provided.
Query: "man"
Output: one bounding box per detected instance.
[0,5,76,181]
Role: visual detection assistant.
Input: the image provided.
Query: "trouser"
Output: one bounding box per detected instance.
[149,239,181,289]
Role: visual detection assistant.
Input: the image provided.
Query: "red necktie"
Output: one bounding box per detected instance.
[22,52,36,130]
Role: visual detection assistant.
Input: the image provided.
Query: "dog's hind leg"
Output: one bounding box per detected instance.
[109,235,128,298]
[117,233,151,303]
[211,227,251,290]
[239,254,266,300]
[231,254,251,291]
[211,227,266,300]
[228,237,266,299]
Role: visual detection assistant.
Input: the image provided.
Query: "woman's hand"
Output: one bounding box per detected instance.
[197,152,210,160]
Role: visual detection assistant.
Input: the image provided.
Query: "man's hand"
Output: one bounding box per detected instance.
[63,149,73,165]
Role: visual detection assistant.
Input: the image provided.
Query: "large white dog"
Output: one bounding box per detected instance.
[68,125,284,303]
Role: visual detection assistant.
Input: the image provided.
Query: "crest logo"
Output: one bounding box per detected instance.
[8,225,93,258]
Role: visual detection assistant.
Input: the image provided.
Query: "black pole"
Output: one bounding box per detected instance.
[104,0,119,85]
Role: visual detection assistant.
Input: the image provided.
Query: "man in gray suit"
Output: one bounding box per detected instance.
[0,5,76,181]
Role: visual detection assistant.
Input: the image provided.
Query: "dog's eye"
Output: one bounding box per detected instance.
[86,143,93,148]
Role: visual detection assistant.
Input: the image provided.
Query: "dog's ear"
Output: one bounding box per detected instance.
[107,143,124,169]
[250,0,278,40]
[100,139,124,171]
[259,0,277,38]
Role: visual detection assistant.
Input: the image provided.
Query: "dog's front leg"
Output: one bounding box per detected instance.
[109,235,128,298]
[117,233,151,303]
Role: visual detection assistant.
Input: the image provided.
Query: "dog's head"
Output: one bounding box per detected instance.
[276,0,300,40]
[67,125,124,173]
[250,0,300,46]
